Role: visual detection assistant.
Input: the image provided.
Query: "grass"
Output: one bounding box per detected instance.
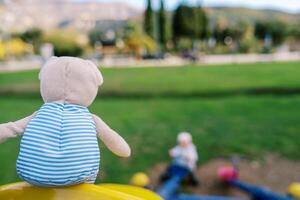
[0,61,300,185]
[0,61,300,96]
[0,95,299,184]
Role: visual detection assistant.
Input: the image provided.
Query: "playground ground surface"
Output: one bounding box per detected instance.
[0,61,299,186]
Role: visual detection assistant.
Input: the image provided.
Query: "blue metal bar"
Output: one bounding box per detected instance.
[156,164,245,200]
[228,179,294,200]
[176,194,245,200]
[156,164,190,199]
[157,175,182,200]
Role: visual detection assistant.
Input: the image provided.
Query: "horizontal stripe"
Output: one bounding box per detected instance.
[39,109,64,117]
[20,144,60,154]
[18,152,100,163]
[26,125,61,135]
[31,118,61,127]
[17,157,99,168]
[17,166,97,179]
[61,123,93,128]
[29,121,61,131]
[60,140,98,147]
[21,144,99,155]
[21,135,59,146]
[20,140,59,152]
[24,127,60,138]
[17,161,98,173]
[61,133,97,139]
[62,126,95,132]
[62,119,93,124]
[19,173,95,185]
[20,148,99,158]
[60,136,98,142]
[21,132,59,144]
[61,145,99,151]
[36,113,63,122]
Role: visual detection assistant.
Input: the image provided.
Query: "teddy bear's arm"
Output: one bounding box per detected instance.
[0,112,36,143]
[92,114,131,157]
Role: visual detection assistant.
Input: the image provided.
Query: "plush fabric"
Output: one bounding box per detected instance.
[0,113,36,143]
[17,102,100,186]
[0,56,131,186]
[39,57,103,107]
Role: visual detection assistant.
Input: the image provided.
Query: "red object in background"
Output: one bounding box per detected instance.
[218,166,238,182]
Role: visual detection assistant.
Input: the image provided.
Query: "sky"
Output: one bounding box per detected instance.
[80,0,300,13]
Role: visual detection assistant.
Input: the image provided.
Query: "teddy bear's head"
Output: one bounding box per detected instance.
[39,56,103,107]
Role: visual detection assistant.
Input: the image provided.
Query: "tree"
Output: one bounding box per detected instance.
[19,28,43,53]
[172,3,208,41]
[20,28,42,43]
[172,5,194,39]
[89,28,117,47]
[194,5,208,39]
[158,0,167,49]
[144,0,155,39]
[288,24,300,40]
[44,32,83,57]
[254,20,286,46]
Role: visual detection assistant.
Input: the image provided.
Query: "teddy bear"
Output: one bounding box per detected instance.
[0,56,131,187]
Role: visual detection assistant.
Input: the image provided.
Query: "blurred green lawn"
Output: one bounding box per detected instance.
[1,61,300,96]
[0,61,299,185]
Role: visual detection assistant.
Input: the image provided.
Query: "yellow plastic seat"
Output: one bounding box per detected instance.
[288,182,300,199]
[0,182,162,200]
[130,172,150,187]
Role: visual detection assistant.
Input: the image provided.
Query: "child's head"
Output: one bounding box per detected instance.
[177,132,192,147]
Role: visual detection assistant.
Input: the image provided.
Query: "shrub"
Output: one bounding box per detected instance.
[0,39,32,59]
[43,32,84,57]
[20,28,43,53]
[0,42,5,60]
[254,20,286,46]
[126,33,157,56]
[177,37,193,50]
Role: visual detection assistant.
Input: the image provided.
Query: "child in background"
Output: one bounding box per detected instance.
[161,132,199,186]
[169,132,198,171]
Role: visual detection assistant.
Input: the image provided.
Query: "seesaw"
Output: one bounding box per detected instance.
[156,164,245,200]
[2,164,298,200]
[0,165,244,200]
[218,166,300,200]
[0,182,162,200]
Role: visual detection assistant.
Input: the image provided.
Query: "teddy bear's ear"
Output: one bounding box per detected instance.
[39,56,58,80]
[86,60,103,86]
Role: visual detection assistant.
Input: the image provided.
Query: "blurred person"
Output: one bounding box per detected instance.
[169,132,198,170]
[160,132,199,186]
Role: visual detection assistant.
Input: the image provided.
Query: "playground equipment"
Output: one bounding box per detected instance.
[0,165,244,200]
[130,172,151,188]
[1,163,298,200]
[218,166,300,200]
[288,183,300,199]
[0,182,162,200]
[156,164,244,200]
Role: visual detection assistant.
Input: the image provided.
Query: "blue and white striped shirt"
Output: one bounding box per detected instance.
[16,102,100,187]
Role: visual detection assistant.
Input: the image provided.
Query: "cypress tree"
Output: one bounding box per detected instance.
[144,0,155,39]
[172,3,208,40]
[172,4,196,39]
[158,0,167,49]
[196,6,208,39]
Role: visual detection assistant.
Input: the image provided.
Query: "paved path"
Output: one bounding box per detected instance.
[0,52,299,72]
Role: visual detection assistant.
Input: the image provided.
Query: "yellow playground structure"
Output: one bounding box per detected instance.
[0,182,162,200]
